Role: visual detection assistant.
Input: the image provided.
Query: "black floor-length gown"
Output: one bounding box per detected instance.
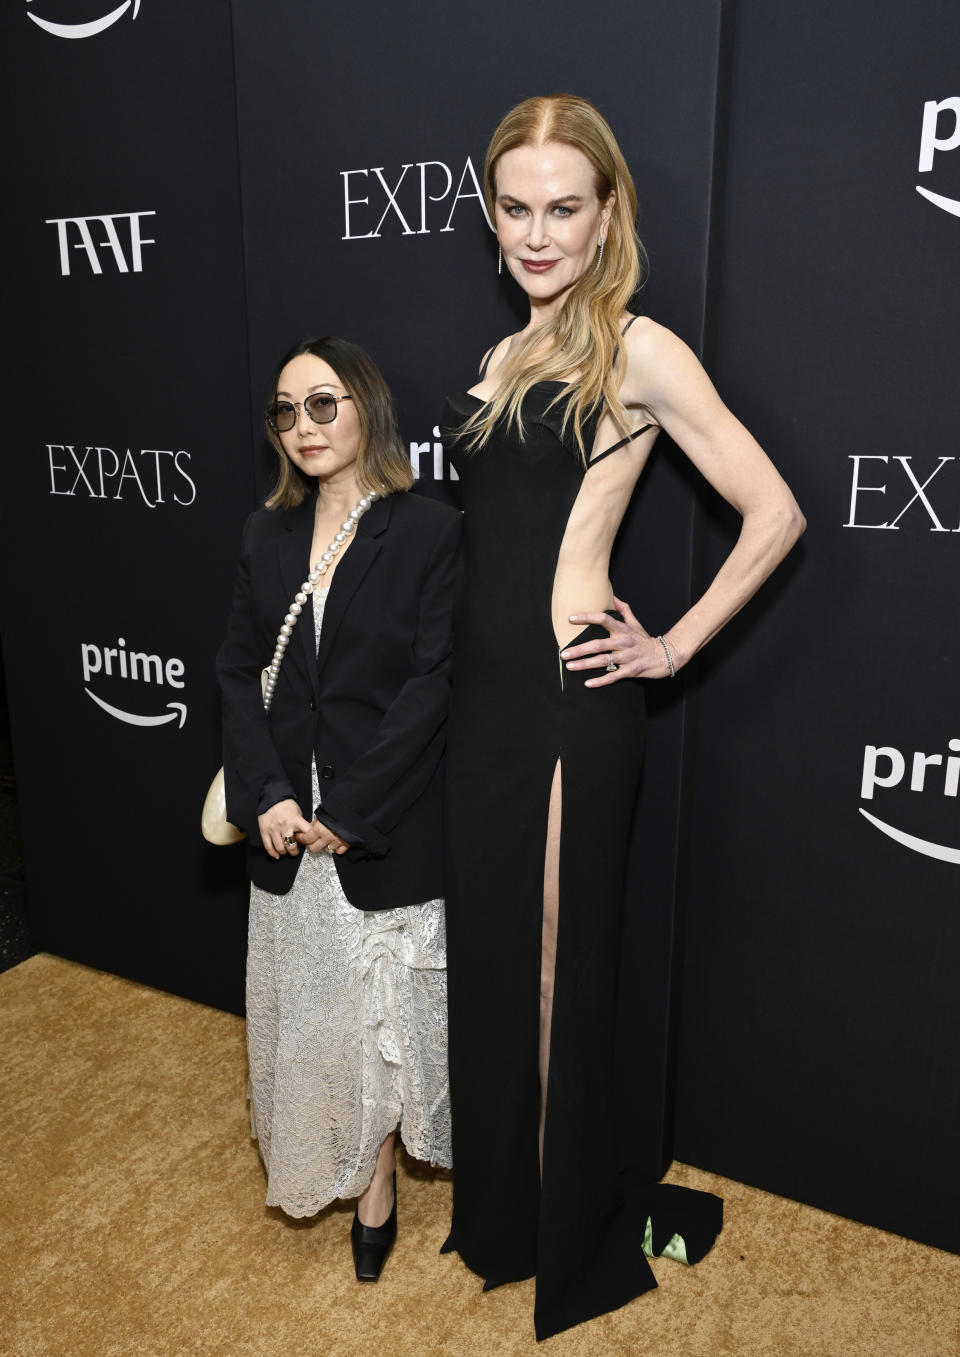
[439,358,722,1341]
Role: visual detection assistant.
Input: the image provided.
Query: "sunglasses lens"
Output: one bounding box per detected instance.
[267,401,296,432]
[304,394,338,424]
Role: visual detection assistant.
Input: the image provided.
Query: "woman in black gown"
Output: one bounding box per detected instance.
[439,95,805,1339]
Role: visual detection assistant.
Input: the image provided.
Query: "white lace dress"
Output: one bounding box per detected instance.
[245,585,451,1217]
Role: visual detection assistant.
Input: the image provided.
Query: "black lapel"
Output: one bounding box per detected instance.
[314,494,394,679]
[276,491,320,697]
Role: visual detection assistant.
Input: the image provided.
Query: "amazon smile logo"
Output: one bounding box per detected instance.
[860,740,960,866]
[81,637,186,728]
[917,97,960,218]
[26,0,140,39]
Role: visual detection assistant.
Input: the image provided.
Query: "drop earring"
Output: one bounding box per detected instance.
[594,238,604,272]
[498,245,503,276]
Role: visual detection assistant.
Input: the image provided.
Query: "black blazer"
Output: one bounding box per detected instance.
[216,488,461,908]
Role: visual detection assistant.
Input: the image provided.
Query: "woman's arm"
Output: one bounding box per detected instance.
[565,319,805,683]
[314,510,461,857]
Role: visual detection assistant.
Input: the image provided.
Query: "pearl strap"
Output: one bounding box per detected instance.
[262,492,379,711]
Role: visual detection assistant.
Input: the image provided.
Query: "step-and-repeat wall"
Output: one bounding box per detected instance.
[5,0,254,1011]
[672,0,960,1256]
[3,0,956,1252]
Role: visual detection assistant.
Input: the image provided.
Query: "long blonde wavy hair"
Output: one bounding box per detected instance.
[460,94,647,459]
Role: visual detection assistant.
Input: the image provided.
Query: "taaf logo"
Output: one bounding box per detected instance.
[860,738,960,864]
[81,637,186,728]
[917,97,960,218]
[46,211,156,276]
[27,0,140,39]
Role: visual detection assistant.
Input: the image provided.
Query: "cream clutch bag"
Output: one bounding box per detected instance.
[201,767,245,845]
[202,667,270,846]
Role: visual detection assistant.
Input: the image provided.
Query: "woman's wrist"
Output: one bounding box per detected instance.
[657,629,694,675]
[654,634,677,678]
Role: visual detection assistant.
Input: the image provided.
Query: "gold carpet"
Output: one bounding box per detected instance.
[1,955,957,1357]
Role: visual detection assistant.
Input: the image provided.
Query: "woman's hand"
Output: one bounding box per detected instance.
[560,596,679,686]
[297,819,351,856]
[258,799,312,859]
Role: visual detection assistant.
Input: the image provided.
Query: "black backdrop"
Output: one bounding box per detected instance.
[3,0,957,1253]
[672,0,960,1255]
[4,0,254,1011]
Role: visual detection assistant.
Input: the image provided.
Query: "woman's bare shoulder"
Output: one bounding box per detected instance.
[622,315,688,357]
[621,317,706,399]
[466,333,516,398]
[483,333,516,378]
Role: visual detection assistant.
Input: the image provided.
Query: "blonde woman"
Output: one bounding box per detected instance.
[218,337,460,1282]
[439,96,804,1339]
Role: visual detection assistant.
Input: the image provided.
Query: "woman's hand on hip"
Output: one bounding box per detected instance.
[258,799,312,859]
[298,819,350,856]
[560,596,680,685]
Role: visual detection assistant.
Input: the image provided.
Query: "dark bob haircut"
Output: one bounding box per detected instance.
[265,335,414,510]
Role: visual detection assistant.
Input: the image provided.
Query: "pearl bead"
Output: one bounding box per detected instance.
[259,492,372,713]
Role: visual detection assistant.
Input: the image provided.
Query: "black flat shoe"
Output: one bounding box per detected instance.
[351,1172,397,1282]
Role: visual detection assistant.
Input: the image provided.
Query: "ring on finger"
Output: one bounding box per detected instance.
[605,655,619,672]
[325,843,337,855]
[283,834,297,846]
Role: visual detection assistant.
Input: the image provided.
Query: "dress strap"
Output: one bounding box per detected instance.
[610,315,639,367]
[477,346,495,380]
[589,315,649,464]
[590,422,655,467]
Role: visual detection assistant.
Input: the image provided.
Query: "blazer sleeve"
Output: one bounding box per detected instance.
[216,514,295,847]
[315,511,461,858]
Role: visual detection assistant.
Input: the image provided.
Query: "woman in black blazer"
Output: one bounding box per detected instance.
[217,336,460,1282]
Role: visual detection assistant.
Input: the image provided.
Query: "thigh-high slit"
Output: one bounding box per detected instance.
[440,383,723,1341]
[539,760,562,1168]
